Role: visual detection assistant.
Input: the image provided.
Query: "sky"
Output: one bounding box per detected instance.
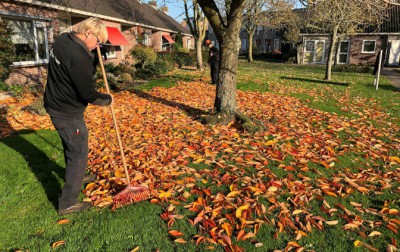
[158,0,305,23]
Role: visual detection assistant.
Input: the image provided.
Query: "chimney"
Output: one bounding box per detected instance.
[160,6,168,14]
[148,1,157,9]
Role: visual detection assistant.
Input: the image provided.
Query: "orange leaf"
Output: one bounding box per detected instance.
[287,241,300,247]
[51,240,65,248]
[168,230,184,237]
[57,219,70,225]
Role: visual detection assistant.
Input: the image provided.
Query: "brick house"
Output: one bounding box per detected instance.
[299,6,400,67]
[0,0,194,85]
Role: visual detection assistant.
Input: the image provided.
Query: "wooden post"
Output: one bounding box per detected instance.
[374,50,383,90]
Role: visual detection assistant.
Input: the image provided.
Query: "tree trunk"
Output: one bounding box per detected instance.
[214,30,241,117]
[325,27,338,80]
[247,31,254,62]
[195,39,204,71]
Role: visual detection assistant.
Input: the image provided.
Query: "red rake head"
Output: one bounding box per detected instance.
[112,185,151,211]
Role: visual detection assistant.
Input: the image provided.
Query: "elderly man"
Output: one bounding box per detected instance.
[44,17,113,215]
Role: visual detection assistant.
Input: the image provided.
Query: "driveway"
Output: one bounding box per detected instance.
[380,68,400,90]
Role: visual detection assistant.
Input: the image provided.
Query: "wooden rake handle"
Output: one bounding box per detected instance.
[96,46,130,185]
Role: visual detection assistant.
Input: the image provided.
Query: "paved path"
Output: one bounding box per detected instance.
[380,68,400,90]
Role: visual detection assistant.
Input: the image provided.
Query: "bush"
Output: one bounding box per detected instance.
[120,73,133,83]
[148,59,175,75]
[332,64,371,73]
[0,19,15,83]
[8,85,27,99]
[172,47,192,68]
[131,46,157,69]
[135,68,155,80]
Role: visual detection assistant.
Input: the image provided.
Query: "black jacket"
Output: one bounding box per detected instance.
[208,46,219,66]
[44,32,111,118]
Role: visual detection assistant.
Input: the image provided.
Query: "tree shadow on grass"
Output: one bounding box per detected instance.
[0,106,64,209]
[280,76,350,86]
[129,89,208,122]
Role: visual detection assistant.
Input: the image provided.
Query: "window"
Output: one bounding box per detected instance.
[143,33,151,46]
[362,40,376,53]
[105,46,117,59]
[337,40,350,64]
[4,17,48,65]
[187,38,191,49]
[305,41,314,52]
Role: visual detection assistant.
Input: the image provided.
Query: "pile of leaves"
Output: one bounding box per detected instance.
[1,80,399,251]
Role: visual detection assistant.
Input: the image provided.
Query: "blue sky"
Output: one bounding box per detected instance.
[158,0,305,23]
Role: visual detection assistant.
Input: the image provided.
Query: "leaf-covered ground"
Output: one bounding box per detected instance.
[1,67,399,251]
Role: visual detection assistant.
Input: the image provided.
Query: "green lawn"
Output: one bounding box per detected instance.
[1,61,399,251]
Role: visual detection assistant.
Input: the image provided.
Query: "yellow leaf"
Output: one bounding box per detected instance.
[389,156,400,163]
[236,204,250,218]
[51,240,65,248]
[183,191,191,198]
[265,139,277,146]
[158,190,172,199]
[226,191,239,198]
[354,240,362,247]
[130,246,140,252]
[174,238,187,244]
[292,210,303,215]
[325,220,339,226]
[268,186,278,192]
[115,169,125,178]
[389,209,399,215]
[368,231,382,237]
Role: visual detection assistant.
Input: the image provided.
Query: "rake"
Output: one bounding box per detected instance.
[96,46,151,210]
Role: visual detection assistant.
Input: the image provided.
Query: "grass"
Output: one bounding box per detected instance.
[1,61,399,251]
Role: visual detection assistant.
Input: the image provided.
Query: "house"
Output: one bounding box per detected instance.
[299,6,400,66]
[0,0,194,85]
[239,26,283,55]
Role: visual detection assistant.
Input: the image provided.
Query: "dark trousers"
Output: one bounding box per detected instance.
[50,116,88,210]
[210,63,219,84]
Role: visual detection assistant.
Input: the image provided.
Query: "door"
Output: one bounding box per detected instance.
[388,40,400,66]
[337,40,350,64]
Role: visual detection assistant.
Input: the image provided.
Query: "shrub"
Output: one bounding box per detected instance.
[120,73,133,83]
[135,68,155,80]
[8,85,27,99]
[332,64,371,73]
[114,63,136,78]
[172,47,192,68]
[131,46,157,69]
[148,59,175,75]
[0,19,15,83]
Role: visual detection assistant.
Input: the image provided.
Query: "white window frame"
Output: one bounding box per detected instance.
[304,40,325,64]
[337,40,350,64]
[187,38,191,49]
[2,16,49,66]
[362,40,376,54]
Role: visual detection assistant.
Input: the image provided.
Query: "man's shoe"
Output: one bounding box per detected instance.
[82,174,97,183]
[58,202,92,215]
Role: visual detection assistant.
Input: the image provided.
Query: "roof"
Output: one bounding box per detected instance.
[33,0,191,35]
